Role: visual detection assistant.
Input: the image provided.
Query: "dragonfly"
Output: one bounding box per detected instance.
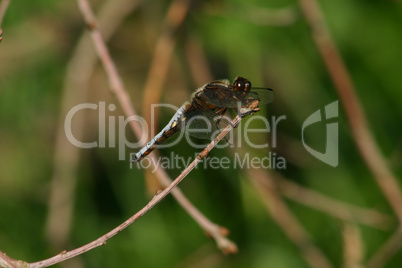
[131,77,274,162]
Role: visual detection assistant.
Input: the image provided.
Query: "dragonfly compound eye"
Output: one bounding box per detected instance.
[234,79,245,91]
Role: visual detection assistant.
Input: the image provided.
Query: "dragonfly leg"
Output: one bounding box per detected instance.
[214,108,227,126]
[209,108,234,146]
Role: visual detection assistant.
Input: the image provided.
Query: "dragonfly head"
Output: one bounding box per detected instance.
[233,77,251,93]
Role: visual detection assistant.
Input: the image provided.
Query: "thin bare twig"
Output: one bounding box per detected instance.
[150,104,262,254]
[1,106,249,267]
[76,0,235,252]
[298,0,402,224]
[0,0,10,26]
[77,0,142,138]
[32,172,193,267]
[26,105,252,267]
[46,0,143,253]
[0,249,19,268]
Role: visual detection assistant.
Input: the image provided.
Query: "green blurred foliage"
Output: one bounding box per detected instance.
[0,0,401,267]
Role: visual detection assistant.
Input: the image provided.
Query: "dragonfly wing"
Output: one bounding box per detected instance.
[183,109,231,140]
[245,88,274,106]
[197,82,239,108]
[198,84,274,108]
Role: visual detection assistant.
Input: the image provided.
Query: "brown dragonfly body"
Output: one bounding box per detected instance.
[132,77,274,162]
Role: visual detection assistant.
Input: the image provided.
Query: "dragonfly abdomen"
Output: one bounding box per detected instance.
[131,106,186,162]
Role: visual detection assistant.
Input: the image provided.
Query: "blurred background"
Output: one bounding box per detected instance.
[0,0,402,267]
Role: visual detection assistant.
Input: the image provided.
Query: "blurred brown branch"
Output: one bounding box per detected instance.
[298,0,402,265]
[46,0,142,256]
[298,0,402,225]
[142,0,190,132]
[182,32,392,265]
[77,0,236,254]
[342,223,363,268]
[275,174,394,230]
[0,0,399,267]
[184,32,392,234]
